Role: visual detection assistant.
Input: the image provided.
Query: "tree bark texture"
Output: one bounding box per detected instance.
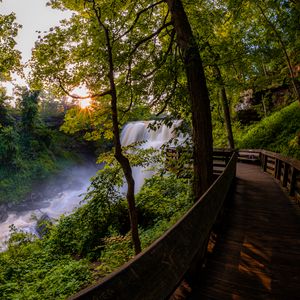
[165,0,213,200]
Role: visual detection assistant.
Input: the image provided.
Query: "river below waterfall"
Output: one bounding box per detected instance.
[0,120,184,250]
[0,162,99,250]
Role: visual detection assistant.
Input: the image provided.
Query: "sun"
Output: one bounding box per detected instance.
[79,98,91,109]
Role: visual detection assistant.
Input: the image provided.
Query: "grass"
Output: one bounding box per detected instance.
[235,101,300,159]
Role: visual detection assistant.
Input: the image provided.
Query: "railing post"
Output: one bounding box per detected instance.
[282,163,289,187]
[279,160,283,181]
[259,151,262,166]
[275,159,281,180]
[225,154,229,165]
[263,154,268,172]
[289,167,297,196]
[274,159,278,177]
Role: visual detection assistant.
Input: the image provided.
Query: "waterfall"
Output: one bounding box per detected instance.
[120,120,183,193]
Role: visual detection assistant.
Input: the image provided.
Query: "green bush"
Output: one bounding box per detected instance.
[0,231,91,300]
[136,174,192,225]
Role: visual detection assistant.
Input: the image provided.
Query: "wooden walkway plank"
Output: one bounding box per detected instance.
[188,163,300,300]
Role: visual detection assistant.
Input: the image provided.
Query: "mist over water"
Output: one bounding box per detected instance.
[0,162,98,250]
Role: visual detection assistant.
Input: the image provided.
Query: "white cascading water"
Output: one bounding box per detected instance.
[0,163,98,250]
[120,120,183,193]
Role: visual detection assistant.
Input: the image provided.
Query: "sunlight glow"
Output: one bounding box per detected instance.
[70,86,92,109]
[79,98,91,109]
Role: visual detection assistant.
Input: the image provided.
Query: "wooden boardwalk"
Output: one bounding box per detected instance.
[188,163,300,300]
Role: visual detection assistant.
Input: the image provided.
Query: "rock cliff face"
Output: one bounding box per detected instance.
[236,84,297,124]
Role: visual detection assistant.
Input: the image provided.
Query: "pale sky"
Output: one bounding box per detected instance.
[0,0,72,95]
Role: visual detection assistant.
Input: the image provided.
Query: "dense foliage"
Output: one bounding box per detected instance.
[0,11,21,81]
[0,89,81,204]
[0,169,192,299]
[0,233,91,300]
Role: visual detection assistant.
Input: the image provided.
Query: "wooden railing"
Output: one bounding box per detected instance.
[212,149,235,176]
[70,152,237,300]
[165,148,233,177]
[260,150,300,201]
[238,149,261,163]
[237,149,300,203]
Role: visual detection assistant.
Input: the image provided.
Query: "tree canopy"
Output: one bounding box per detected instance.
[0,11,21,82]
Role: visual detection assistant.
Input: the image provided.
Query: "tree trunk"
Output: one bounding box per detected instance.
[262,96,267,117]
[108,45,142,256]
[93,2,141,255]
[214,65,235,149]
[165,0,213,201]
[111,89,142,255]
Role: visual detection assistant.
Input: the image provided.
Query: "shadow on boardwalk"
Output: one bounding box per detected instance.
[187,163,300,299]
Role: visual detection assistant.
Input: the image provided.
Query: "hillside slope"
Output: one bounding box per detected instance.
[237,102,300,159]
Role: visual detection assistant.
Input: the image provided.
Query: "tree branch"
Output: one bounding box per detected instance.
[156,78,177,116]
[119,0,165,39]
[129,21,173,57]
[125,20,172,83]
[56,77,111,99]
[140,29,175,78]
[112,0,140,42]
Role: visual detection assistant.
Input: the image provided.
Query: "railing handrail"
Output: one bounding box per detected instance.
[237,149,300,171]
[238,149,300,199]
[260,149,300,171]
[70,152,237,300]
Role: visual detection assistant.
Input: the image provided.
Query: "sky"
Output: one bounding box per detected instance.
[0,0,72,95]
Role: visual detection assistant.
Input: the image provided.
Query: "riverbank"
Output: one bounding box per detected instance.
[0,157,92,221]
[0,159,99,249]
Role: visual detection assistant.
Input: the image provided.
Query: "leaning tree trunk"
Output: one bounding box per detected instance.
[111,88,142,255]
[107,40,141,256]
[165,0,213,201]
[93,2,141,255]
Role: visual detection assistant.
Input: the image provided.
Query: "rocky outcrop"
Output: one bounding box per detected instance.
[236,84,296,124]
[35,213,52,237]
